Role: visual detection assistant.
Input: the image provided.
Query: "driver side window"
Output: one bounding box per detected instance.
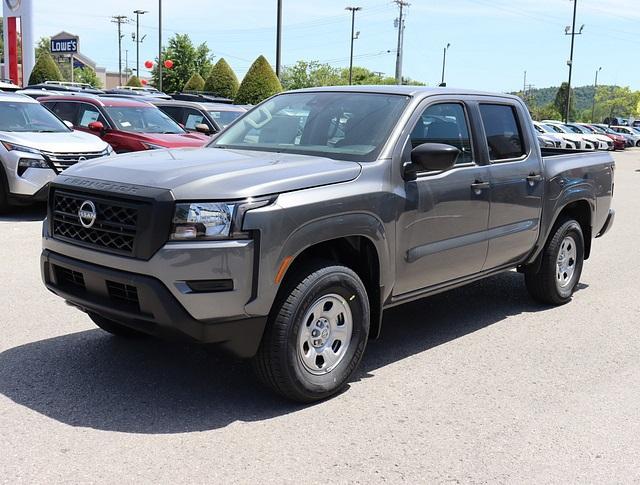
[410,103,473,164]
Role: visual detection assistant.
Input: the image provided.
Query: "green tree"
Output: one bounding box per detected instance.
[28,52,63,84]
[150,33,213,93]
[235,55,282,104]
[74,67,102,88]
[593,85,640,122]
[126,75,143,87]
[554,82,576,121]
[204,58,239,98]
[281,60,343,90]
[183,72,205,91]
[530,103,562,122]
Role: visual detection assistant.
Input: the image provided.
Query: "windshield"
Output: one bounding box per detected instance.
[546,124,568,134]
[0,101,70,133]
[579,125,596,133]
[566,125,587,134]
[211,92,409,161]
[207,110,243,128]
[104,106,185,134]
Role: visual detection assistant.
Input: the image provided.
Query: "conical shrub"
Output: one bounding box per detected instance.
[235,55,282,105]
[183,72,206,91]
[204,58,239,99]
[126,75,143,87]
[28,53,63,85]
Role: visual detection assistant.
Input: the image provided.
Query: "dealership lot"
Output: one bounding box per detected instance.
[1,150,639,483]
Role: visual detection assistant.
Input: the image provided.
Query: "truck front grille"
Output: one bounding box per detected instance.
[51,190,139,255]
[42,150,108,174]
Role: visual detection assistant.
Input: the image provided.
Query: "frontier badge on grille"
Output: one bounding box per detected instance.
[78,200,97,228]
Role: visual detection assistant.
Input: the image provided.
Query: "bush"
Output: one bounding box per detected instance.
[126,75,143,87]
[183,72,205,91]
[235,55,282,105]
[28,53,63,85]
[204,58,239,98]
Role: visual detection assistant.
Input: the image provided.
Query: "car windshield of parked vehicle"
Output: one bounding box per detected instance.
[545,124,569,134]
[566,124,589,134]
[207,110,243,128]
[211,92,409,161]
[0,101,70,133]
[104,106,185,134]
[579,125,597,133]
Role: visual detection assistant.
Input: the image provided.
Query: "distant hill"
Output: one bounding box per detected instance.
[512,85,616,112]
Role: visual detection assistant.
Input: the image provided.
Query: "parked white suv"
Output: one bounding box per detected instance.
[0,93,112,212]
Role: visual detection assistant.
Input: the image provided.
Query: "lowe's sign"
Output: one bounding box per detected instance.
[51,38,78,53]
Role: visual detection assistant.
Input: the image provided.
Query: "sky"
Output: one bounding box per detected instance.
[29,0,640,92]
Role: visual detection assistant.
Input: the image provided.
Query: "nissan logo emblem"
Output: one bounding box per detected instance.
[4,0,22,12]
[78,200,97,228]
[78,156,86,162]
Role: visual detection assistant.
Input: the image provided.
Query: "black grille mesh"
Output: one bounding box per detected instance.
[52,191,139,255]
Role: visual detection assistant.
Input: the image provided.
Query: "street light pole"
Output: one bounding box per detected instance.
[158,0,163,91]
[276,0,282,79]
[591,66,602,123]
[346,6,362,85]
[564,0,583,123]
[133,9,148,81]
[440,43,450,86]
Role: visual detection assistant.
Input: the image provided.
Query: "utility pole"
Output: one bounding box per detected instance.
[564,0,584,122]
[276,0,283,79]
[133,9,148,80]
[158,0,163,91]
[440,43,450,86]
[111,15,129,86]
[346,6,362,85]
[591,66,602,122]
[523,70,527,95]
[394,0,409,85]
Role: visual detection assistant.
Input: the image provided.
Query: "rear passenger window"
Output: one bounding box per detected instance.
[479,104,525,161]
[410,103,473,164]
[49,102,78,125]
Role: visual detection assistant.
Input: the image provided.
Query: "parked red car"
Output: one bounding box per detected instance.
[39,95,210,153]
[580,123,626,151]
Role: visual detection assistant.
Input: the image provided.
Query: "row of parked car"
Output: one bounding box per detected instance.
[0,82,248,211]
[534,120,640,151]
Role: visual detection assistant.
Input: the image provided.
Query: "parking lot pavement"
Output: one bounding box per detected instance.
[1,150,639,484]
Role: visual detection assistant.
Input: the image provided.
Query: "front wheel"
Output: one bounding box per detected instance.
[252,263,370,402]
[525,218,584,305]
[636,140,640,147]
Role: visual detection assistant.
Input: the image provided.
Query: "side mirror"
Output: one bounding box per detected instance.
[63,120,74,129]
[405,143,460,178]
[195,123,211,134]
[88,121,104,133]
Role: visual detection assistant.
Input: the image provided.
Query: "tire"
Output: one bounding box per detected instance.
[636,140,640,148]
[0,168,11,214]
[525,218,584,305]
[252,262,370,402]
[89,313,149,338]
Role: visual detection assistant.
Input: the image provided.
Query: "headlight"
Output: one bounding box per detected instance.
[17,158,49,176]
[141,142,165,150]
[169,198,274,241]
[1,141,42,155]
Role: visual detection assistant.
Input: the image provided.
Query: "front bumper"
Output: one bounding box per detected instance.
[41,250,267,358]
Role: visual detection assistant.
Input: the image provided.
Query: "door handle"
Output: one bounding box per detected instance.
[471,180,490,195]
[527,173,543,186]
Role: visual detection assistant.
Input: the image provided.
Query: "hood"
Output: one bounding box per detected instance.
[0,130,109,153]
[124,131,209,148]
[61,147,362,199]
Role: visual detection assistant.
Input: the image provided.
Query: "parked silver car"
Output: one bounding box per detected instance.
[0,93,112,211]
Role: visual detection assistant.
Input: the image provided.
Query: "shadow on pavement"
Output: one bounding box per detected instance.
[0,271,567,434]
[0,204,47,222]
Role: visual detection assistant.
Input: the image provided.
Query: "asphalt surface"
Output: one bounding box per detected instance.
[1,150,639,484]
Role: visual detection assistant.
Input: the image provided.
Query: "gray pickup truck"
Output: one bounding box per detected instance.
[41,87,615,402]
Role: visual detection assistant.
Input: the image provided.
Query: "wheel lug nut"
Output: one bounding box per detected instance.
[311,329,320,337]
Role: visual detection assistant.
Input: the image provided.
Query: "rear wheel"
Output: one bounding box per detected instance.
[89,313,149,338]
[525,218,584,305]
[636,140,640,147]
[252,262,370,402]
